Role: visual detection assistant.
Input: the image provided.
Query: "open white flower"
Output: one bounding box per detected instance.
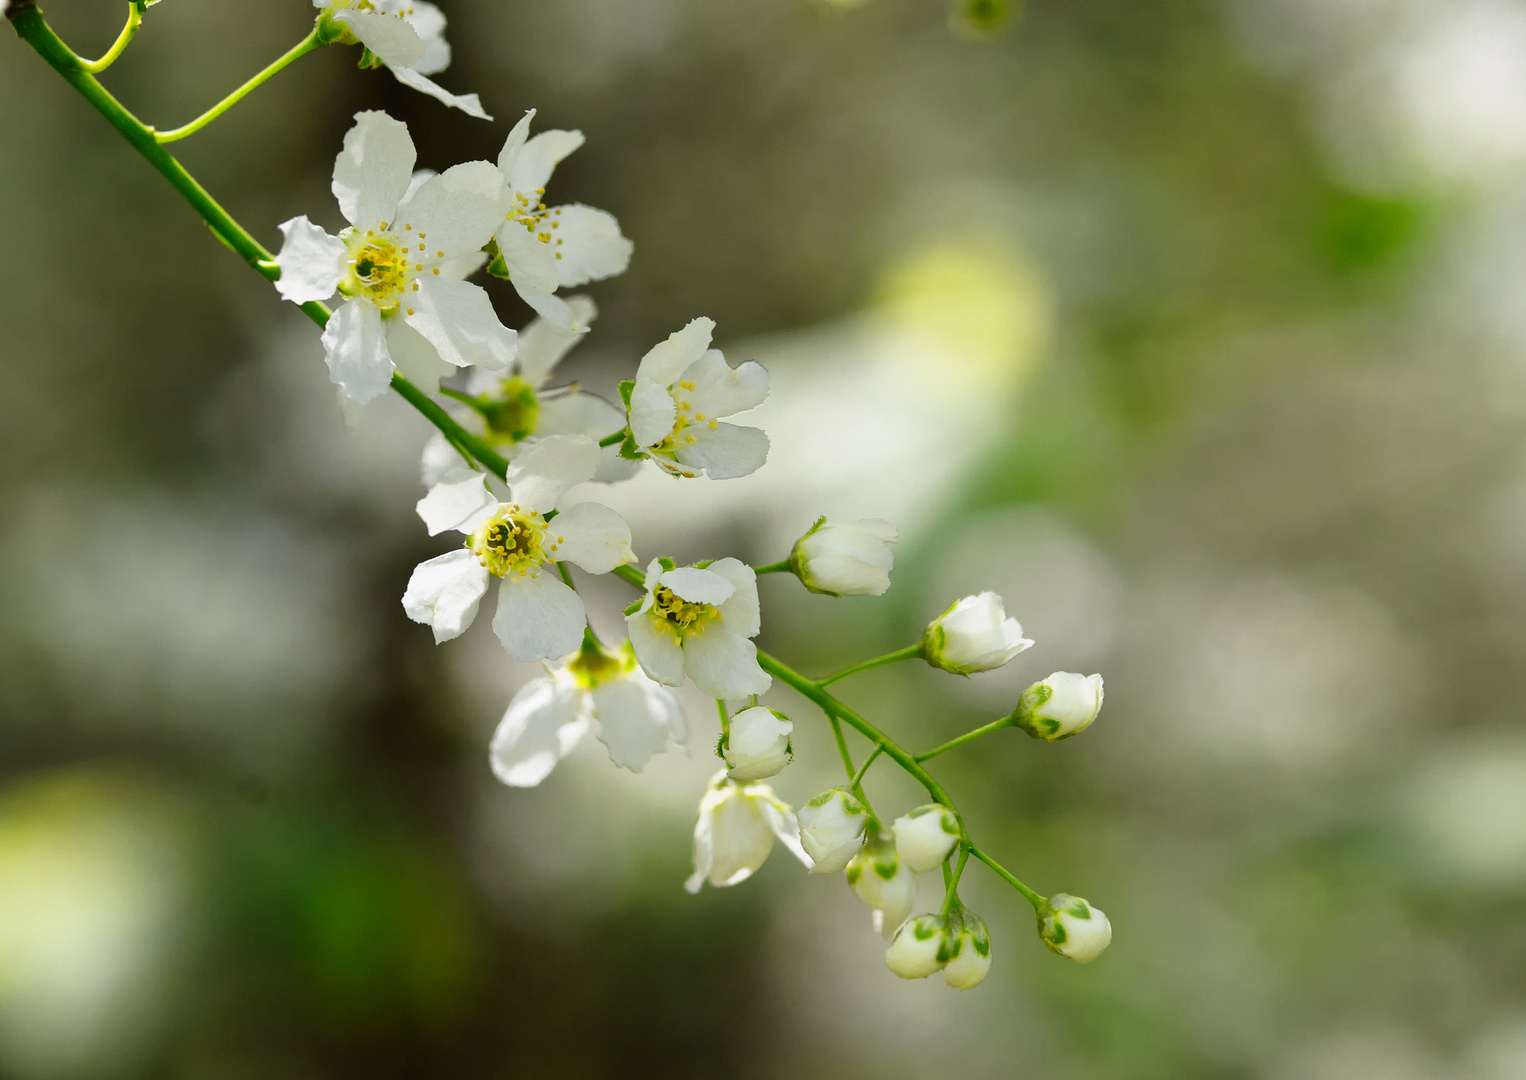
[942,912,992,990]
[275,111,515,403]
[923,591,1034,675]
[892,804,960,873]
[885,914,949,980]
[626,318,770,479]
[315,1,489,118]
[721,706,793,781]
[625,557,770,699]
[846,831,916,937]
[790,516,897,597]
[492,111,633,329]
[797,788,868,874]
[1037,893,1112,963]
[489,636,688,787]
[685,769,809,893]
[401,435,635,661]
[1015,671,1104,741]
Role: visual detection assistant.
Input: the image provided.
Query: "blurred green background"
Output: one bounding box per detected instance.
[5,0,1526,1076]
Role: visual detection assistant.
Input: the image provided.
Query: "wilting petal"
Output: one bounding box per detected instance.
[388,66,491,120]
[492,572,586,662]
[332,110,415,229]
[489,676,589,787]
[274,216,344,303]
[402,548,489,642]
[320,298,393,403]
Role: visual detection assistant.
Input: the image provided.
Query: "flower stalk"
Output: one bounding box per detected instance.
[154,26,324,143]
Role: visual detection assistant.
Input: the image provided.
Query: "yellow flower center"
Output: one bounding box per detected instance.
[468,505,566,579]
[341,230,412,310]
[652,585,719,634]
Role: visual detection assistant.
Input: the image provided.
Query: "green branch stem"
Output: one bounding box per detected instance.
[155,27,323,143]
[752,559,793,575]
[7,1,511,481]
[80,0,139,72]
[915,716,1014,763]
[819,641,924,686]
[598,430,626,448]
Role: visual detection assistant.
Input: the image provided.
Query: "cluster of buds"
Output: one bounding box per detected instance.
[886,908,993,989]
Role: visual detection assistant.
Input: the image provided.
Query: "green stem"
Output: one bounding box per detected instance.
[915,716,1014,763]
[154,27,323,143]
[6,2,514,481]
[598,430,626,448]
[850,743,883,789]
[753,559,793,575]
[80,1,139,73]
[940,847,970,916]
[969,844,1044,910]
[716,698,730,734]
[556,561,576,590]
[827,714,855,778]
[819,642,925,687]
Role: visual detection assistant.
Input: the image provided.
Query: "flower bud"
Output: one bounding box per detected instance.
[1015,672,1103,741]
[885,914,948,979]
[797,788,868,874]
[941,912,992,990]
[923,592,1034,674]
[721,707,793,781]
[1037,893,1112,963]
[789,516,897,597]
[846,832,916,936]
[892,804,960,873]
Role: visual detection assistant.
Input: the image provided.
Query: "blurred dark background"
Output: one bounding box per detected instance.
[4,0,1526,1076]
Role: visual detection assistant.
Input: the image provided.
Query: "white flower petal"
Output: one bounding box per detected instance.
[590,676,676,772]
[274,216,344,303]
[636,317,715,388]
[682,626,770,700]
[759,797,811,868]
[684,786,716,895]
[706,785,778,888]
[595,445,642,483]
[626,612,685,686]
[680,351,770,419]
[334,9,424,68]
[402,277,516,371]
[332,110,415,229]
[320,298,393,403]
[674,422,769,480]
[520,290,579,332]
[416,473,497,536]
[659,566,734,606]
[504,434,600,513]
[395,160,504,259]
[545,203,633,288]
[387,65,491,120]
[547,501,635,574]
[507,129,585,194]
[400,1,449,74]
[628,377,677,448]
[386,317,453,394]
[516,295,596,387]
[489,676,589,787]
[494,110,536,179]
[535,391,624,441]
[402,548,489,642]
[420,431,463,487]
[496,219,560,298]
[492,572,586,662]
[704,558,760,637]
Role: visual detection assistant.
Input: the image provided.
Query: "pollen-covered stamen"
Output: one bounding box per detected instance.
[652,585,719,635]
[340,229,413,310]
[469,505,557,579]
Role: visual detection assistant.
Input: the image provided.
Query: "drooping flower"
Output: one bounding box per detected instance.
[720,706,793,781]
[797,788,869,874]
[625,318,770,479]
[892,804,960,873]
[488,635,688,787]
[275,111,515,403]
[491,111,633,329]
[846,829,916,936]
[923,591,1034,675]
[685,769,809,893]
[1014,671,1104,741]
[942,911,993,990]
[790,516,897,597]
[625,557,770,699]
[1037,893,1113,963]
[315,1,490,118]
[401,434,635,661]
[885,914,949,980]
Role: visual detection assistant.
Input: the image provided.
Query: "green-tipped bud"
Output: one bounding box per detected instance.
[720,706,793,781]
[789,516,897,597]
[1015,672,1104,741]
[885,914,949,979]
[846,831,915,937]
[1037,893,1112,963]
[923,592,1034,674]
[892,804,960,873]
[941,911,992,990]
[797,788,868,874]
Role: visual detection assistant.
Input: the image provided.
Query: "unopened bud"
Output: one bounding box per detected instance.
[1037,893,1112,963]
[885,914,948,979]
[1015,672,1104,741]
[941,912,992,990]
[923,592,1034,675]
[892,804,960,872]
[789,516,897,597]
[797,788,868,874]
[846,832,916,936]
[721,707,793,781]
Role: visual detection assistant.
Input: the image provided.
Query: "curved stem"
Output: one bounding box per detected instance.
[80,1,139,73]
[155,27,323,143]
[940,847,970,916]
[849,742,883,789]
[826,713,855,778]
[819,642,924,687]
[915,716,1014,763]
[968,844,1044,910]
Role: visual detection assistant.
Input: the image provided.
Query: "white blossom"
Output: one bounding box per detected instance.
[942,912,992,990]
[846,832,916,936]
[315,1,489,118]
[275,111,515,403]
[626,318,770,479]
[492,111,633,329]
[1037,893,1112,963]
[1015,671,1104,741]
[797,788,868,874]
[401,434,635,661]
[885,914,948,980]
[489,637,688,787]
[625,557,770,700]
[685,769,809,893]
[892,804,960,873]
[923,591,1034,675]
[790,516,897,597]
[721,706,793,781]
